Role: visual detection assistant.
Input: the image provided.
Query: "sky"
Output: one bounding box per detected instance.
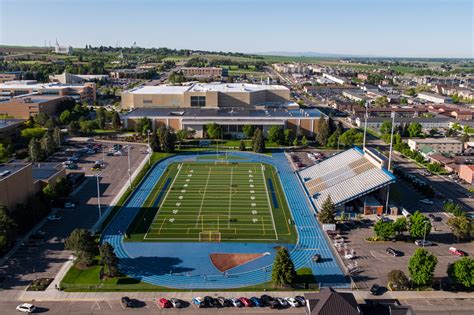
[1,0,473,58]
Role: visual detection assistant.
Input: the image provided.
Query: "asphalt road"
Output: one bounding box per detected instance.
[0,140,147,294]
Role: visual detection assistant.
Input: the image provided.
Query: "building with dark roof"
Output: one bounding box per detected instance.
[305,288,361,315]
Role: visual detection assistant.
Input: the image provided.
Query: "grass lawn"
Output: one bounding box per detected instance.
[126,162,296,243]
[60,265,317,292]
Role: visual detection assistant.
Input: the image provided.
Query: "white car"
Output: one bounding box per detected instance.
[419,199,434,205]
[415,239,433,246]
[113,150,123,156]
[47,215,62,221]
[286,297,299,307]
[230,298,242,307]
[16,303,36,313]
[64,203,75,208]
[276,297,288,307]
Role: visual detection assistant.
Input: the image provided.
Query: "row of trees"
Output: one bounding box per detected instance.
[28,127,62,162]
[389,250,473,291]
[373,211,431,240]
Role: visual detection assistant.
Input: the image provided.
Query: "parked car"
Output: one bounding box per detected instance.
[370,284,381,295]
[420,199,434,205]
[203,296,216,307]
[276,297,288,307]
[64,202,75,208]
[86,149,96,155]
[47,215,61,221]
[158,298,171,308]
[192,297,204,308]
[239,297,252,307]
[230,298,242,307]
[286,297,299,307]
[250,297,262,307]
[121,296,134,308]
[386,247,402,257]
[113,150,123,156]
[169,298,182,308]
[415,240,433,246]
[216,297,227,307]
[449,247,466,257]
[260,294,274,306]
[66,164,78,170]
[295,296,306,307]
[16,303,36,313]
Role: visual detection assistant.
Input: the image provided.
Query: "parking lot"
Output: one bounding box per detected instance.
[286,149,337,170]
[330,217,474,290]
[0,139,147,293]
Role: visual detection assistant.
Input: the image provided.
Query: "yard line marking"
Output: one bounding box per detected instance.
[144,163,183,239]
[228,166,233,229]
[195,166,212,228]
[261,163,278,240]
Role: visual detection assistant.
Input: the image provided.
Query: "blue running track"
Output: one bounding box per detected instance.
[101,150,347,289]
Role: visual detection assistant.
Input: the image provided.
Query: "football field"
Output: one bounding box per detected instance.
[127,162,296,243]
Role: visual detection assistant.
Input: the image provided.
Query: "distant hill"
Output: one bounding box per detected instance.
[256,51,358,58]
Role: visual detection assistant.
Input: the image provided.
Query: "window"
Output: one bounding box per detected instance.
[143,100,152,104]
[190,96,206,107]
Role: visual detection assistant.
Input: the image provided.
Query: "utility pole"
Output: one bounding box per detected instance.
[96,173,102,219]
[147,129,151,166]
[385,112,396,215]
[422,221,429,248]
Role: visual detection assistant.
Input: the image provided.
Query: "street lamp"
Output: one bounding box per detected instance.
[96,173,102,219]
[422,221,430,248]
[362,101,369,149]
[146,129,151,166]
[127,145,132,189]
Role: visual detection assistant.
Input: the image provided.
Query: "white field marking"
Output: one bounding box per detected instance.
[248,170,252,173]
[176,202,181,206]
[250,190,255,194]
[250,184,254,188]
[157,217,167,235]
[186,179,190,182]
[251,196,255,200]
[183,184,188,187]
[260,163,278,240]
[169,218,175,223]
[195,166,212,228]
[188,174,192,177]
[189,169,193,173]
[252,210,258,215]
[172,209,178,214]
[228,166,233,229]
[178,196,183,200]
[249,179,253,183]
[253,218,258,223]
[144,163,183,239]
[181,190,186,193]
[249,174,253,178]
[251,203,256,207]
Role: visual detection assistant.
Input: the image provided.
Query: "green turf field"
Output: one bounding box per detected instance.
[127,162,296,243]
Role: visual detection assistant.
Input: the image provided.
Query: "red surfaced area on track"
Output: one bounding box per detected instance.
[210,253,264,272]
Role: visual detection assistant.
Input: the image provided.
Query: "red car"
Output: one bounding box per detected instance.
[239,297,252,307]
[449,247,466,257]
[158,298,171,308]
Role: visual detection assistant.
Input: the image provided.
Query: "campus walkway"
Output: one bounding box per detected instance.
[101,150,346,289]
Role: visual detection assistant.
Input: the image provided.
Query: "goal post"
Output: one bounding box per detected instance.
[199,231,221,242]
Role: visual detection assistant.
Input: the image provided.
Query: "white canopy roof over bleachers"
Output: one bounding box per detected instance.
[298,148,395,211]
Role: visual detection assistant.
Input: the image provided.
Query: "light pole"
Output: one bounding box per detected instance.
[362,101,369,149]
[147,129,151,166]
[422,221,429,248]
[385,112,396,215]
[127,145,132,189]
[96,173,102,219]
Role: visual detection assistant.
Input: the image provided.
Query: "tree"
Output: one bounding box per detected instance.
[65,229,97,267]
[21,127,46,140]
[387,269,409,290]
[380,121,392,135]
[252,128,265,153]
[374,220,395,240]
[96,107,107,129]
[393,217,408,235]
[292,137,299,147]
[33,112,49,126]
[28,138,43,162]
[339,129,363,147]
[301,136,308,147]
[79,120,97,135]
[267,126,284,144]
[318,195,336,224]
[409,211,432,239]
[40,132,55,156]
[374,96,389,107]
[150,130,160,152]
[408,122,422,137]
[42,183,58,201]
[284,129,294,145]
[447,216,471,241]
[408,248,438,287]
[271,247,296,287]
[68,121,80,136]
[99,242,119,278]
[135,117,152,135]
[239,140,246,151]
[206,123,222,139]
[59,109,72,125]
[317,119,330,146]
[111,111,121,130]
[0,206,17,251]
[242,125,255,139]
[0,144,10,163]
[52,127,61,149]
[161,128,175,153]
[447,257,474,289]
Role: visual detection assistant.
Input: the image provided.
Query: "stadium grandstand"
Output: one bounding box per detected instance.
[298,147,396,211]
